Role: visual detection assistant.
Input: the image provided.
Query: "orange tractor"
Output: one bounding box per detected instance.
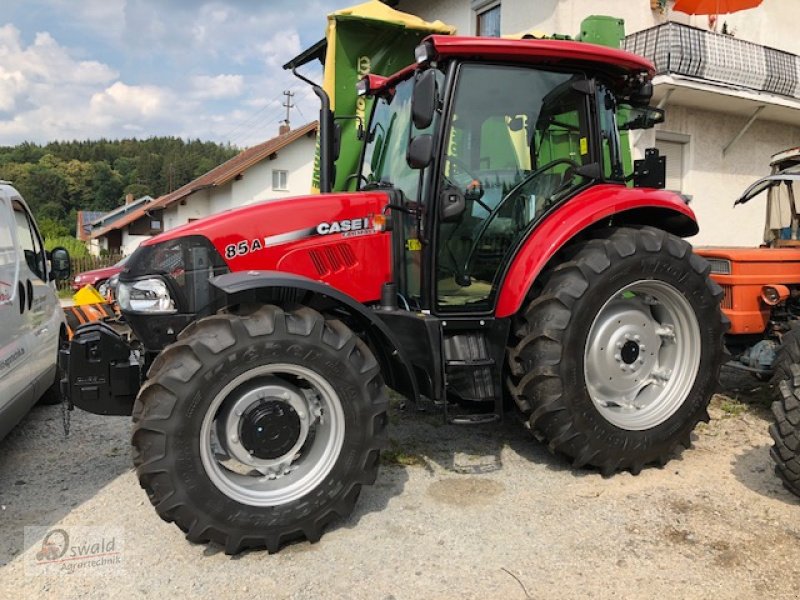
[697,148,800,496]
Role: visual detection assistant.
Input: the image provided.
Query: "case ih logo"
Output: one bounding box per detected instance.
[316,218,372,235]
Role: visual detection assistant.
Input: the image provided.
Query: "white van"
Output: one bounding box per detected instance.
[0,182,70,440]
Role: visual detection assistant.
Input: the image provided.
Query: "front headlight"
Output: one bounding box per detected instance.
[118,278,176,314]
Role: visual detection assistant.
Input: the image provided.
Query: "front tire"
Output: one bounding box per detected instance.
[131,304,388,554]
[507,227,726,475]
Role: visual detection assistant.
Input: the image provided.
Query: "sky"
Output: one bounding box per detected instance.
[0,0,347,147]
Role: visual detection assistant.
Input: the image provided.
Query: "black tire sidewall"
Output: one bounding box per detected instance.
[559,245,720,454]
[165,329,378,532]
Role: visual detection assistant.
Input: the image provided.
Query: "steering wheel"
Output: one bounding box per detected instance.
[457,157,579,283]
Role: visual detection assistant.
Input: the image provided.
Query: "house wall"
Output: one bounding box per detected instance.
[162,134,316,232]
[638,106,800,248]
[121,230,151,256]
[396,1,800,55]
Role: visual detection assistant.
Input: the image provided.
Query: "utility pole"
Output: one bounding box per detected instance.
[282,90,295,131]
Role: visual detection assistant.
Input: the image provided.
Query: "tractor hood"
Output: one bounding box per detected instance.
[126,191,393,306]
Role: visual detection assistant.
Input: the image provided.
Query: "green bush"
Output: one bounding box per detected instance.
[44,235,89,259]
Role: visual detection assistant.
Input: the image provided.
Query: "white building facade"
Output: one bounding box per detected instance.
[395,0,800,247]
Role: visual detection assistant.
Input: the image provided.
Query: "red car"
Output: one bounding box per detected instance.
[71,256,127,293]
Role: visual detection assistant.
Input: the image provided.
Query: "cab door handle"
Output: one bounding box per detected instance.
[26,279,33,311]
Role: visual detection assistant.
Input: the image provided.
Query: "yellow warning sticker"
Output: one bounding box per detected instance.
[406,239,422,251]
[580,137,588,155]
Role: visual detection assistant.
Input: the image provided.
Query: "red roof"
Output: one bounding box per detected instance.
[90,121,318,239]
[427,35,655,77]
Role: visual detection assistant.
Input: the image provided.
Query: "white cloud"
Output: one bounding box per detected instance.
[258,31,302,68]
[190,74,244,100]
[90,81,172,119]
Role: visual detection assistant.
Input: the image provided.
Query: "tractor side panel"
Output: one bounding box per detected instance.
[695,247,800,335]
[146,191,392,304]
[494,184,697,318]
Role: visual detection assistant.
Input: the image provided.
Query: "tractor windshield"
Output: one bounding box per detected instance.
[436,63,592,310]
[361,75,439,200]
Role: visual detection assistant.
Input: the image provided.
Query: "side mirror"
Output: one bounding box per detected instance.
[619,106,665,131]
[629,82,654,108]
[439,186,466,222]
[575,162,603,180]
[333,121,342,162]
[49,246,71,281]
[411,69,437,130]
[407,134,434,170]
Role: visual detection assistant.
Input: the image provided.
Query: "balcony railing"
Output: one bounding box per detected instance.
[624,22,800,101]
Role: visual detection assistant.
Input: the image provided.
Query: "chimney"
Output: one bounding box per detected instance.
[125,193,134,205]
[279,121,290,135]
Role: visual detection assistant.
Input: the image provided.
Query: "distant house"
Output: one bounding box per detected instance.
[76,210,106,242]
[85,195,158,256]
[88,122,318,256]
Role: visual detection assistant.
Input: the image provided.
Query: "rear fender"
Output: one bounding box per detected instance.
[211,271,420,402]
[495,184,698,318]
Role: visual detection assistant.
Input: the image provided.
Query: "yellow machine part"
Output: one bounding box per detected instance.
[73,285,107,306]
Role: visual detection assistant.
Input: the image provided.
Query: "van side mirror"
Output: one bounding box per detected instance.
[411,69,437,130]
[49,247,71,281]
[407,134,433,169]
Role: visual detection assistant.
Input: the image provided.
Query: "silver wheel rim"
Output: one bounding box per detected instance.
[199,363,345,507]
[583,280,701,431]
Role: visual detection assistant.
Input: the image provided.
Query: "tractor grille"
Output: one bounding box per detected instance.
[721,285,733,310]
[707,258,732,275]
[309,244,357,276]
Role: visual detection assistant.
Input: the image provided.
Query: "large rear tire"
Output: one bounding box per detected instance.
[507,227,726,475]
[769,329,800,496]
[131,304,388,554]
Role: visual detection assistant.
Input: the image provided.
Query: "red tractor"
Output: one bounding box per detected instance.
[62,36,727,553]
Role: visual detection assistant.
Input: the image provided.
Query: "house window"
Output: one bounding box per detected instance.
[475,2,501,37]
[655,132,689,193]
[272,169,288,191]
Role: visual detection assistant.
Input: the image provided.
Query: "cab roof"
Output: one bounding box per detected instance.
[425,35,655,78]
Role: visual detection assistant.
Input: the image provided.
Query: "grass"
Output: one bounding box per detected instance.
[718,397,749,417]
[381,439,425,467]
[58,287,73,299]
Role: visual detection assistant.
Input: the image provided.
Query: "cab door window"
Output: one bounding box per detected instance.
[13,202,46,281]
[437,64,591,310]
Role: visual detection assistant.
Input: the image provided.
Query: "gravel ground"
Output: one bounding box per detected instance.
[1,372,799,599]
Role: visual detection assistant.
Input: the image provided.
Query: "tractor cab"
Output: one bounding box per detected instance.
[355,36,667,315]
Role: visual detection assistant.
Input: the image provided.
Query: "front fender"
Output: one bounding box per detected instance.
[211,271,420,402]
[495,184,698,318]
